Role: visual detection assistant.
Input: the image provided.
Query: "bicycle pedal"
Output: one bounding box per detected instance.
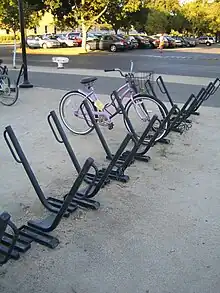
[108,122,114,130]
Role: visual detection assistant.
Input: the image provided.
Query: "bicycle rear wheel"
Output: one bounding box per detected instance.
[0,75,19,106]
[124,94,169,142]
[59,90,95,135]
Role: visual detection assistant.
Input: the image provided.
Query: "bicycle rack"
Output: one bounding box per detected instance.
[28,158,95,232]
[191,79,220,114]
[47,110,110,188]
[81,99,134,183]
[0,212,18,264]
[0,212,59,263]
[166,94,198,134]
[16,63,25,87]
[4,126,79,217]
[112,90,156,160]
[46,110,106,209]
[65,133,133,207]
[149,76,220,118]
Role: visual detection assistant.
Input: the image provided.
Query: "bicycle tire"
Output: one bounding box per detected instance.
[124,94,169,142]
[0,75,19,106]
[59,90,96,135]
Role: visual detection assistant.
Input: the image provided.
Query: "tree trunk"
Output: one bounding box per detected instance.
[113,27,118,34]
[81,22,88,51]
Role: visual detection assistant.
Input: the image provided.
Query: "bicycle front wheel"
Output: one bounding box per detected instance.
[124,94,169,142]
[59,90,95,135]
[0,75,19,106]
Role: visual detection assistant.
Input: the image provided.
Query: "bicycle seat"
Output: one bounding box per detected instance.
[80,77,97,85]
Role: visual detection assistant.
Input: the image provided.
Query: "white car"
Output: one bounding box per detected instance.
[55,34,78,47]
[198,36,215,46]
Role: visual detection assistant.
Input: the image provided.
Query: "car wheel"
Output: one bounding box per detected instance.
[62,43,67,48]
[42,43,48,49]
[110,45,117,52]
[206,42,211,46]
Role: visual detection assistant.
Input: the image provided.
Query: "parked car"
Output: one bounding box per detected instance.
[86,35,129,52]
[182,37,197,47]
[150,35,169,48]
[66,32,82,46]
[126,36,139,49]
[117,35,138,49]
[54,34,78,47]
[171,36,185,47]
[198,36,215,46]
[132,35,152,49]
[165,36,176,48]
[26,35,61,49]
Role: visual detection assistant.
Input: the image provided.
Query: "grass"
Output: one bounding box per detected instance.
[16,47,90,55]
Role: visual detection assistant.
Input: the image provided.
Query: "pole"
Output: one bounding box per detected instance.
[17,0,33,88]
[13,37,16,69]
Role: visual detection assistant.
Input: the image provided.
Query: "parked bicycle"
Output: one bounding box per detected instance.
[59,61,169,141]
[0,59,19,106]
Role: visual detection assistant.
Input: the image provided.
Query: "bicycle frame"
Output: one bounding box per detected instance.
[77,81,135,124]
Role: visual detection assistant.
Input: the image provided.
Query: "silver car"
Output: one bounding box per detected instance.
[55,34,78,47]
[26,35,60,49]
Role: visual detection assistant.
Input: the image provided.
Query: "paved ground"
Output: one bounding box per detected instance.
[0,85,220,293]
[1,44,220,78]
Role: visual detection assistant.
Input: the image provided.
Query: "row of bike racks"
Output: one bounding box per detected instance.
[1,76,220,265]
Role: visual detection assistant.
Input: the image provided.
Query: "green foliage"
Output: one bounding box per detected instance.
[145,9,168,34]
[0,0,42,34]
[0,35,20,43]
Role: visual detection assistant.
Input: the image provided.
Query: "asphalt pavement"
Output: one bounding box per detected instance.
[1,45,220,78]
[1,44,220,107]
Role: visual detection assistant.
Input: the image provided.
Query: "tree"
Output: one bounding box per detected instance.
[45,0,109,50]
[102,0,129,34]
[0,0,41,36]
[181,0,209,35]
[145,9,168,34]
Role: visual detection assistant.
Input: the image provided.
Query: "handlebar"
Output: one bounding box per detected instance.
[104,60,134,78]
[104,68,126,77]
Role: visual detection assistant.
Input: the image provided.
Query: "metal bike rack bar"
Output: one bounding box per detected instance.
[4,126,78,217]
[16,63,25,87]
[82,99,134,166]
[191,80,218,114]
[47,110,110,187]
[112,90,153,159]
[0,211,59,264]
[68,133,133,206]
[80,101,113,161]
[167,94,197,133]
[0,212,19,264]
[156,76,175,108]
[28,158,95,232]
[112,90,139,142]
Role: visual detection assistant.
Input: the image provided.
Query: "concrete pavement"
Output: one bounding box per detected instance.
[0,86,220,293]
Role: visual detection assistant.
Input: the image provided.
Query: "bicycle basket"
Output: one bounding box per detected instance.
[129,71,154,94]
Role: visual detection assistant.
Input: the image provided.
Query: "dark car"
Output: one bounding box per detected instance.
[116,35,138,50]
[133,35,152,49]
[86,35,129,52]
[183,37,197,47]
[171,36,185,47]
[127,36,139,49]
[165,36,176,48]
